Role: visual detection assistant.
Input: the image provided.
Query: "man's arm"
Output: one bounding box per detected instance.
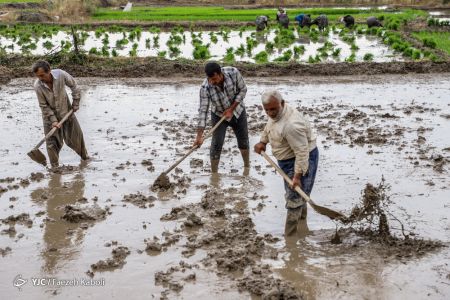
[35,87,58,125]
[233,68,247,104]
[223,68,247,119]
[62,70,81,111]
[254,124,269,154]
[194,87,210,147]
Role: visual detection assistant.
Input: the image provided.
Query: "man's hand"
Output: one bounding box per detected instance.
[193,136,204,148]
[52,122,61,129]
[254,142,266,154]
[223,107,234,120]
[72,105,79,112]
[291,173,302,190]
[193,128,205,148]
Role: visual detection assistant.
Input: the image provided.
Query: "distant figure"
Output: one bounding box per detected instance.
[255,15,269,31]
[341,15,355,28]
[123,2,132,12]
[367,16,383,28]
[295,14,312,27]
[276,7,286,21]
[276,7,289,28]
[311,14,328,31]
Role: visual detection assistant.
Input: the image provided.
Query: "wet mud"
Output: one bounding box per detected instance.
[1,57,450,86]
[0,74,449,299]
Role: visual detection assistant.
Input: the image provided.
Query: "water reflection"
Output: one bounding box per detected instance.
[31,173,86,274]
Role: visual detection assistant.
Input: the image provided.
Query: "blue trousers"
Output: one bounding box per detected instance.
[277,147,319,209]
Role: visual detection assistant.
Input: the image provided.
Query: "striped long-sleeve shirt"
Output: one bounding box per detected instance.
[197,67,247,129]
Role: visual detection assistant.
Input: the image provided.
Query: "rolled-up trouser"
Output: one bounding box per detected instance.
[279,147,318,234]
[43,115,88,167]
[210,109,249,161]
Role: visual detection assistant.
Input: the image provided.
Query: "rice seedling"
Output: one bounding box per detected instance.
[351,42,359,51]
[254,50,268,63]
[169,45,181,57]
[363,53,374,61]
[193,44,211,60]
[153,35,160,48]
[158,51,167,57]
[345,53,356,62]
[332,48,341,57]
[43,40,54,50]
[129,43,138,57]
[89,47,99,55]
[235,44,246,57]
[101,45,109,57]
[265,41,274,53]
[293,45,305,58]
[209,32,218,44]
[274,49,293,62]
[223,47,235,63]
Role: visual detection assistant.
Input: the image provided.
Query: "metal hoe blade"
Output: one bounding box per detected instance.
[27,149,47,166]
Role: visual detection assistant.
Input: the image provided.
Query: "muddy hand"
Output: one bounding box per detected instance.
[254,142,266,154]
[193,136,204,148]
[223,107,234,121]
[52,122,61,129]
[291,175,302,190]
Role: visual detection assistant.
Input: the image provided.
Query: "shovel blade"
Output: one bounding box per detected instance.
[27,149,47,166]
[309,201,345,220]
[152,173,171,190]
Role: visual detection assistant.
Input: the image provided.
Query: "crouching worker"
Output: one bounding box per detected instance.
[254,90,318,235]
[33,60,89,169]
[256,15,269,31]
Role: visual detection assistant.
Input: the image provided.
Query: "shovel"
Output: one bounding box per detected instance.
[27,110,73,166]
[153,115,227,188]
[261,150,345,220]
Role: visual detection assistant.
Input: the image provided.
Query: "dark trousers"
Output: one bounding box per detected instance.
[210,109,249,160]
[44,115,88,167]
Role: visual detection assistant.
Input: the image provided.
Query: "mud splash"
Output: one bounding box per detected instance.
[338,179,445,258]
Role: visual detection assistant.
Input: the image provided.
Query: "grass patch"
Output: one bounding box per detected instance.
[0,0,42,2]
[412,31,450,55]
[92,7,426,23]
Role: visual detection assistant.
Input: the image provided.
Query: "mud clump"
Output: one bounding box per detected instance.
[1,213,33,228]
[152,173,171,191]
[30,172,45,182]
[122,193,156,209]
[0,177,15,183]
[0,186,8,195]
[89,246,130,274]
[61,204,108,223]
[184,213,203,227]
[237,269,302,299]
[189,158,203,168]
[141,159,155,172]
[0,246,12,257]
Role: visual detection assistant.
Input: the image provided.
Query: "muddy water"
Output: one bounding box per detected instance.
[0,74,449,299]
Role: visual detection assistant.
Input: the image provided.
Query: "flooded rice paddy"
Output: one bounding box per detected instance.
[0,74,449,299]
[0,28,401,63]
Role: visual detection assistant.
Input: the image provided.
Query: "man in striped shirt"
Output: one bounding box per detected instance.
[193,62,250,173]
